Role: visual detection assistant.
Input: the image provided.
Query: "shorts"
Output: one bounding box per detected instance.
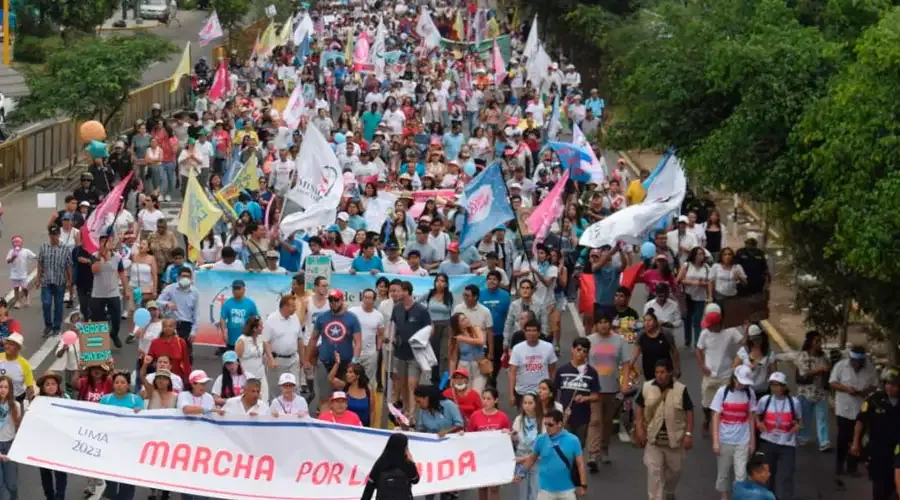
[701,375,729,408]
[391,356,422,381]
[9,280,26,289]
[555,294,568,311]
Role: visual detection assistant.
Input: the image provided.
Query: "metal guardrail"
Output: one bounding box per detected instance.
[0,76,191,191]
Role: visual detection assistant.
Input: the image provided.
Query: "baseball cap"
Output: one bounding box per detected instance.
[152,102,162,110]
[328,289,344,301]
[384,242,399,251]
[279,373,298,386]
[734,365,754,386]
[337,212,350,222]
[748,324,764,338]
[677,215,689,224]
[447,242,460,253]
[265,250,280,259]
[452,368,470,379]
[188,370,211,384]
[325,224,340,233]
[768,372,787,385]
[61,213,74,221]
[509,182,522,190]
[154,369,172,380]
[145,300,159,309]
[700,303,722,328]
[79,201,91,207]
[222,350,239,364]
[330,391,348,400]
[4,333,23,347]
[232,280,246,288]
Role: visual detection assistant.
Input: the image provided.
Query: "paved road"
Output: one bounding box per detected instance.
[6,279,870,499]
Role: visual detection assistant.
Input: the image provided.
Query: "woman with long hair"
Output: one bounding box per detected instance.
[755,372,800,500]
[347,200,367,231]
[0,376,22,500]
[98,372,144,499]
[677,246,711,347]
[225,220,248,260]
[537,379,564,414]
[512,393,543,500]
[467,388,510,500]
[143,135,163,195]
[425,273,453,380]
[448,312,487,394]
[37,372,68,499]
[73,363,113,403]
[333,361,373,427]
[703,209,727,260]
[795,331,832,450]
[361,433,420,500]
[734,325,777,399]
[212,350,246,406]
[235,316,272,401]
[709,247,747,319]
[345,229,368,259]
[129,238,158,309]
[198,228,224,265]
[630,310,679,380]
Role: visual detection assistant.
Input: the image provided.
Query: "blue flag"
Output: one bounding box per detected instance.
[548,141,593,182]
[642,146,675,190]
[298,34,312,65]
[459,163,515,248]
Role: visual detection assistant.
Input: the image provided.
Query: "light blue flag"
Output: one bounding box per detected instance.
[548,141,593,182]
[546,93,561,141]
[642,146,675,189]
[458,163,515,248]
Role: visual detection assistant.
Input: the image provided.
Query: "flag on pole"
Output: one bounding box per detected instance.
[258,22,278,56]
[292,13,315,46]
[249,33,261,62]
[511,6,521,31]
[169,42,191,93]
[283,84,306,129]
[207,62,229,101]
[548,141,594,183]
[277,17,293,46]
[546,93,561,141]
[458,163,516,248]
[492,40,507,84]
[179,172,224,251]
[416,8,442,49]
[80,173,134,254]
[218,156,261,200]
[527,170,569,251]
[198,10,224,47]
[344,28,354,68]
[372,19,387,80]
[572,122,606,184]
[453,9,465,41]
[523,15,539,61]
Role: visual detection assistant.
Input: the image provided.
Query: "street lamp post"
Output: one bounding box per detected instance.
[134,0,143,24]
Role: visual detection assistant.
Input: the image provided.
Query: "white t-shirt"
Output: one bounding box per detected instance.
[382,257,411,275]
[222,396,270,415]
[509,340,558,395]
[829,358,877,419]
[212,260,246,271]
[710,385,756,445]
[270,395,310,416]
[348,306,384,357]
[757,395,801,447]
[736,346,777,391]
[428,232,451,261]
[6,248,35,281]
[0,401,22,441]
[697,327,744,379]
[212,373,246,397]
[147,371,184,392]
[137,321,163,353]
[517,260,558,307]
[383,109,406,134]
[711,263,747,297]
[138,209,167,232]
[262,312,301,357]
[176,391,214,411]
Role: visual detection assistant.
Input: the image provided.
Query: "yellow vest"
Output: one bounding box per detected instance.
[642,380,688,448]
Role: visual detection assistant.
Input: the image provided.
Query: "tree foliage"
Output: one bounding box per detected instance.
[13,34,178,126]
[212,0,252,38]
[45,0,120,36]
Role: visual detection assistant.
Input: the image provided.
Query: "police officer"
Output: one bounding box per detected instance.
[852,366,900,500]
[73,172,101,208]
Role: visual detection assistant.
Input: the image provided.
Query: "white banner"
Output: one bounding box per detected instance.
[198,10,224,47]
[280,126,344,235]
[11,398,515,500]
[416,9,442,49]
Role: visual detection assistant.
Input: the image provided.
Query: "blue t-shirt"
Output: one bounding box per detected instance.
[100,392,145,409]
[479,287,511,337]
[442,133,464,162]
[533,430,583,492]
[351,255,384,273]
[593,264,622,306]
[361,112,382,142]
[348,215,367,231]
[314,311,362,364]
[438,260,470,276]
[277,235,304,272]
[220,297,260,346]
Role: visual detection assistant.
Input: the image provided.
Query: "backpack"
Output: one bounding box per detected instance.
[722,385,752,402]
[376,467,412,500]
[761,395,798,422]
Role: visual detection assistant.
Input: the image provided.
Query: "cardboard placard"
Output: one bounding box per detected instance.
[77,322,112,366]
[304,255,332,291]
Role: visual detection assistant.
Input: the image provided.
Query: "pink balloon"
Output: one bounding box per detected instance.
[62,330,78,346]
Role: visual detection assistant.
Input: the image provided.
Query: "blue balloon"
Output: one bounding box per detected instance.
[640,241,657,260]
[334,132,346,144]
[86,140,108,158]
[463,162,477,177]
[133,308,151,328]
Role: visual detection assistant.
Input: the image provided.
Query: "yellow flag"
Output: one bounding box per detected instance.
[258,22,277,55]
[454,10,464,40]
[487,18,500,39]
[278,18,293,46]
[169,42,191,93]
[217,156,261,200]
[344,28,354,67]
[178,172,223,249]
[512,7,520,30]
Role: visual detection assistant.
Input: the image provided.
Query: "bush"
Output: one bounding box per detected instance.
[13,36,64,65]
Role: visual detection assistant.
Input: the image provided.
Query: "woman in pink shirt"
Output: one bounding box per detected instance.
[318,391,363,427]
[466,387,510,500]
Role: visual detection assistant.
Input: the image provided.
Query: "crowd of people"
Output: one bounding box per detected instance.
[1,1,899,500]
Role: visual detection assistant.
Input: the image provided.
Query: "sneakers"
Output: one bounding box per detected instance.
[618,430,632,443]
[125,335,136,345]
[600,453,612,465]
[164,194,172,202]
[587,460,599,473]
[112,337,123,349]
[42,327,52,338]
[819,443,833,452]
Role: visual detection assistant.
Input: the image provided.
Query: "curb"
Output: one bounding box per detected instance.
[761,319,799,353]
[97,22,161,32]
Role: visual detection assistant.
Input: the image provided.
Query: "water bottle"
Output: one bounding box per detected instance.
[133,286,143,306]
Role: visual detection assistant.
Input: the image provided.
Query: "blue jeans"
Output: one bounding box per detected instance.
[798,395,831,447]
[684,296,705,347]
[145,164,162,194]
[41,284,65,330]
[516,463,539,500]
[0,440,17,500]
[161,161,177,197]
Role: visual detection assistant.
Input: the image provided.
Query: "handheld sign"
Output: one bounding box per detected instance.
[304,255,333,292]
[77,322,112,366]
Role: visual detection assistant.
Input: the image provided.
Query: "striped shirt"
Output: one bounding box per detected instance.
[38,242,70,286]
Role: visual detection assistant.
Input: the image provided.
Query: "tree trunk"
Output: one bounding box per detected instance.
[838,297,851,350]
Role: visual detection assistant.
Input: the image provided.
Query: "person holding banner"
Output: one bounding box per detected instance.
[0,375,21,500]
[222,377,269,416]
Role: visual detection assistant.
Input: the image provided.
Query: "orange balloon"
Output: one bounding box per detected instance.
[80,120,106,143]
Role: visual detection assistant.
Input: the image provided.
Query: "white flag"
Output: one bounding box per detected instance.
[280,127,344,235]
[292,13,315,46]
[523,15,539,62]
[526,43,551,89]
[282,84,306,130]
[572,123,606,184]
[416,8,442,49]
[372,19,387,80]
[198,10,224,47]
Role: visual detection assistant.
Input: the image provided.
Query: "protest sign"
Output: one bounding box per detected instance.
[304,255,333,292]
[192,270,486,347]
[11,399,514,500]
[76,322,111,366]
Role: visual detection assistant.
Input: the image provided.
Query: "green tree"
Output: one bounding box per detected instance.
[212,0,251,41]
[45,0,120,37]
[12,34,178,126]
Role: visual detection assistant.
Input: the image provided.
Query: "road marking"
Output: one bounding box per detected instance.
[4,269,36,302]
[568,302,586,338]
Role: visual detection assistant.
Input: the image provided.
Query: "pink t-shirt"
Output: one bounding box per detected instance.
[318,410,363,427]
[466,409,511,432]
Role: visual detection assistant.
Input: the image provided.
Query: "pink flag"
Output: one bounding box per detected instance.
[207,63,228,101]
[526,170,570,246]
[492,40,506,85]
[80,172,134,254]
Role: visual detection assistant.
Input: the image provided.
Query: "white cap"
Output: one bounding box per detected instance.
[151,102,161,110]
[188,370,211,384]
[4,333,23,347]
[748,324,764,338]
[734,365,754,386]
[677,215,689,223]
[278,373,297,386]
[509,182,522,190]
[330,391,348,400]
[336,212,350,222]
[768,372,787,385]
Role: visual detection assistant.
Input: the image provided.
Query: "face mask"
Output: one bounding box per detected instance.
[453,383,467,391]
[178,277,192,288]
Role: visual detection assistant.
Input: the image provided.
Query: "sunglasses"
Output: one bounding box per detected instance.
[328,297,342,302]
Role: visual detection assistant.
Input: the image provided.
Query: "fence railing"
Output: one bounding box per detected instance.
[0,75,191,191]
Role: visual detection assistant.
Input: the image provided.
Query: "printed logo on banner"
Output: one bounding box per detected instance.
[467,186,493,224]
[323,320,349,343]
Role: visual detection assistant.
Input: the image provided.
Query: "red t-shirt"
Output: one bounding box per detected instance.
[318,410,363,427]
[78,377,113,403]
[466,409,511,432]
[443,388,482,422]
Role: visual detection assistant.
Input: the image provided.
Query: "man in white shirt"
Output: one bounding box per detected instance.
[427,219,451,262]
[382,101,406,135]
[642,283,683,336]
[695,302,745,435]
[382,243,411,274]
[348,289,385,386]
[222,377,269,415]
[268,149,295,195]
[336,212,356,245]
[263,296,302,394]
[514,244,558,308]
[667,215,700,266]
[452,285,494,336]
[829,345,877,480]
[476,252,510,288]
[211,247,246,271]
